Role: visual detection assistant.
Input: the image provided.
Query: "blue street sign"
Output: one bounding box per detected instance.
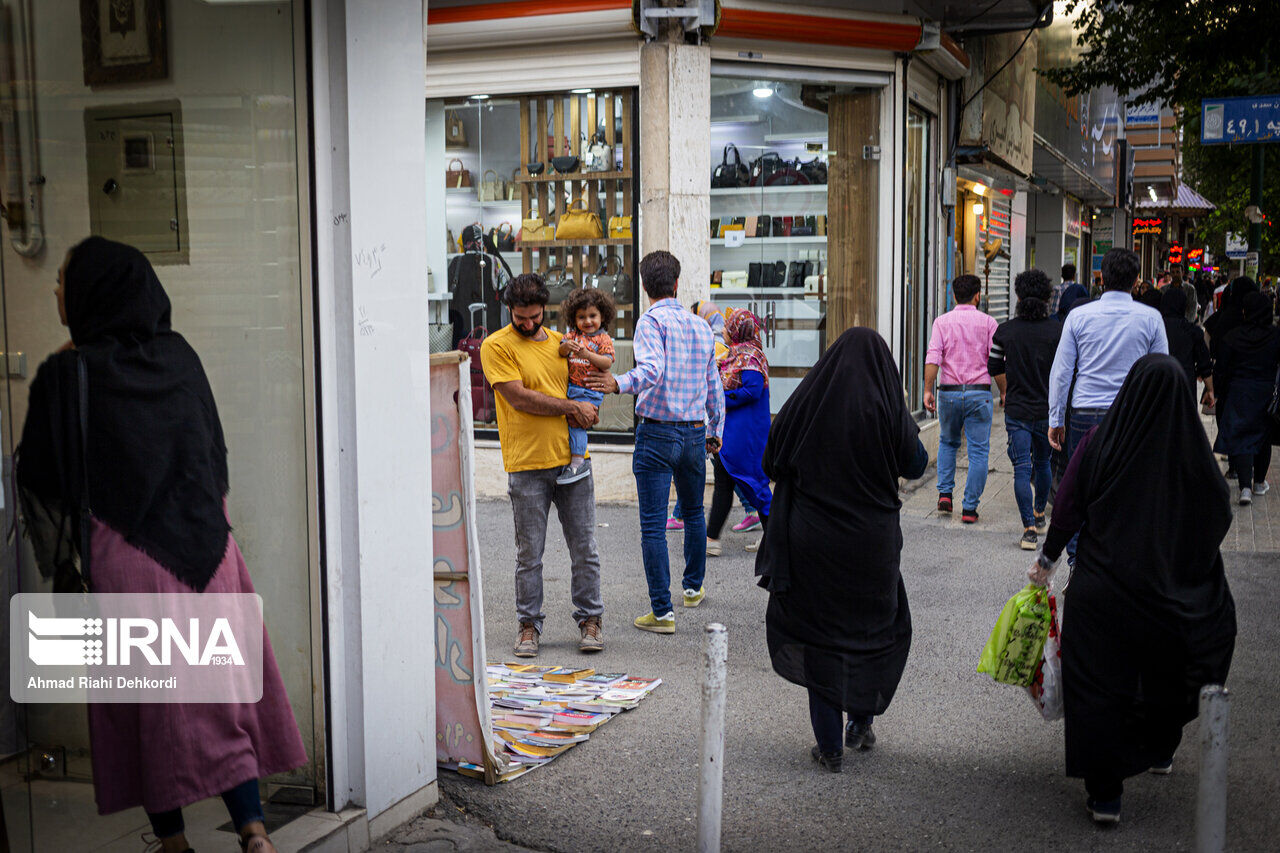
[1201,95,1280,144]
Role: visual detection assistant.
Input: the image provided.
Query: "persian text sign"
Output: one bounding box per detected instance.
[1201,95,1280,144]
[11,593,263,703]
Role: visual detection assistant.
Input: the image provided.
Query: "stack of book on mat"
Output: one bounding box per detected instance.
[452,663,662,782]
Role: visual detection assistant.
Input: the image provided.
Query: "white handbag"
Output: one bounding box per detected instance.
[478,169,506,202]
[721,270,748,288]
[584,131,613,173]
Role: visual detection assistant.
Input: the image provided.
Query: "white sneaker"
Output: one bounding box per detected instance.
[1239,487,1253,506]
[706,539,722,557]
[744,539,760,552]
[1254,480,1270,495]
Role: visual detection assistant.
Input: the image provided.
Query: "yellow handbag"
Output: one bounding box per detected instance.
[521,216,554,242]
[555,197,604,240]
[608,215,632,239]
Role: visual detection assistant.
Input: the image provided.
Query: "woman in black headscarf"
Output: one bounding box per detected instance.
[16,237,305,853]
[1029,355,1235,825]
[1160,287,1214,405]
[1213,291,1280,502]
[755,328,928,772]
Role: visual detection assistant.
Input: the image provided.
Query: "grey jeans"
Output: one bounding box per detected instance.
[508,466,604,634]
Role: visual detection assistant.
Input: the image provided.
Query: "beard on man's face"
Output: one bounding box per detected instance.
[514,319,542,337]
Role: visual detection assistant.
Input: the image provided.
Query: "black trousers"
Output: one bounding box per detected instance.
[807,689,872,755]
[1229,449,1272,490]
[707,454,766,538]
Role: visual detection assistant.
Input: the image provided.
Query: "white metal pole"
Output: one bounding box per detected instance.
[697,623,728,853]
[1196,684,1230,853]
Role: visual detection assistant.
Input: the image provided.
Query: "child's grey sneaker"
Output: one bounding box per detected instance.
[555,459,592,485]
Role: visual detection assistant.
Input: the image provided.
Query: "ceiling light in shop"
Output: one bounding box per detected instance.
[973,203,985,215]
[973,183,986,196]
[1148,186,1158,202]
[469,94,490,101]
[753,87,774,99]
[571,88,594,94]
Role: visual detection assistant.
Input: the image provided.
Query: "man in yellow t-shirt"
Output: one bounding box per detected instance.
[480,273,605,659]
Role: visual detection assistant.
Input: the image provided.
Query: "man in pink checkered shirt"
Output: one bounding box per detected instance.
[923,274,998,524]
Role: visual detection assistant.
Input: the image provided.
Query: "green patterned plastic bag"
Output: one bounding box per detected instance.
[977,584,1052,687]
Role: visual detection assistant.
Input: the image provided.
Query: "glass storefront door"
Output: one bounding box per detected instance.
[0,1,320,847]
[708,73,883,413]
[903,105,934,414]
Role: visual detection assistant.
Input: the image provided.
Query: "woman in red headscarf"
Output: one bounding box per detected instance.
[706,309,772,554]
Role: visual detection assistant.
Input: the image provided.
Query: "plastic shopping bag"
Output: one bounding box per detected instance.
[1026,593,1063,721]
[977,584,1052,687]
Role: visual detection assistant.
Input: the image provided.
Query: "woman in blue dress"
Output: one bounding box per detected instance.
[706,310,772,553]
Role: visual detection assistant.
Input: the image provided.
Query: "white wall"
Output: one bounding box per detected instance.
[313,0,435,824]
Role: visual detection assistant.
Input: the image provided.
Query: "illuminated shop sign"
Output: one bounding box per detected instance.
[1133,217,1164,236]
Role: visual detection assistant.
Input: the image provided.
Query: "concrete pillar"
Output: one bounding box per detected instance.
[640,34,710,308]
[1034,193,1066,283]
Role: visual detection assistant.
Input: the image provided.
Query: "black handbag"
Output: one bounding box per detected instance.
[550,156,580,174]
[792,215,817,237]
[526,162,545,176]
[786,261,813,287]
[798,157,828,185]
[712,143,750,188]
[749,152,784,186]
[758,261,785,287]
[748,262,763,288]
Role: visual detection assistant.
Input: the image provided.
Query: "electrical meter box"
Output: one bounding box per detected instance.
[84,100,188,264]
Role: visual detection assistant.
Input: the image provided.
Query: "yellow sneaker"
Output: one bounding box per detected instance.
[682,587,705,608]
[633,611,675,634]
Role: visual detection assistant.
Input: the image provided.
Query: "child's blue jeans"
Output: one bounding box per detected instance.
[568,383,605,456]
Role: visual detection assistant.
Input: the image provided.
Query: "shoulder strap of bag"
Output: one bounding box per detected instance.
[76,353,92,589]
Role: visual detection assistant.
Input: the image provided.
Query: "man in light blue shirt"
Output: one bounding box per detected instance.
[1049,248,1169,454]
[1048,248,1168,563]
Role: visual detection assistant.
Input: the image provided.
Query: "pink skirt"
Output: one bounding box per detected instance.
[86,518,308,815]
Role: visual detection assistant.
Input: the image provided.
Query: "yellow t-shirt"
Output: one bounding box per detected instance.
[480,324,572,473]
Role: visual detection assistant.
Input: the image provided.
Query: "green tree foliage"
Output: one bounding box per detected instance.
[1041,1,1278,270]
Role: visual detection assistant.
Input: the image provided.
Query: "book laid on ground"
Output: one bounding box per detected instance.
[579,672,629,687]
[543,667,596,683]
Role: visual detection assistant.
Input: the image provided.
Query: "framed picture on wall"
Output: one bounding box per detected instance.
[80,0,168,87]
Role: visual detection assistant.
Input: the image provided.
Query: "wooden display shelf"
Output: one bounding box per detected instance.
[514,170,632,183]
[520,238,630,248]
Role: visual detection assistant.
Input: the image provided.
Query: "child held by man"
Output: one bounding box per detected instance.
[556,287,616,484]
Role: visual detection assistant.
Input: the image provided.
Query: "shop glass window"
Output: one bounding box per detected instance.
[427,90,639,433]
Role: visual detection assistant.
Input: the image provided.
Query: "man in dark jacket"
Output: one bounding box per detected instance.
[989,269,1062,550]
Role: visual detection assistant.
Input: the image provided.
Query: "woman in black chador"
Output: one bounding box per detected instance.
[1030,354,1236,825]
[755,328,928,773]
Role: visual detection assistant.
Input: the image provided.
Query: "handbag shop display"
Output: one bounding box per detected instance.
[434,89,640,432]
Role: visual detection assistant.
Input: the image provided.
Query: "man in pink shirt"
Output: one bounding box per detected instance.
[923,274,998,523]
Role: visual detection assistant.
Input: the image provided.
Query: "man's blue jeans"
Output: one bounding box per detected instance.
[1065,407,1109,562]
[633,422,708,616]
[1006,417,1051,528]
[936,389,993,512]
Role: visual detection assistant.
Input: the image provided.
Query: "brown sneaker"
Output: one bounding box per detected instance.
[578,616,604,653]
[513,622,539,658]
